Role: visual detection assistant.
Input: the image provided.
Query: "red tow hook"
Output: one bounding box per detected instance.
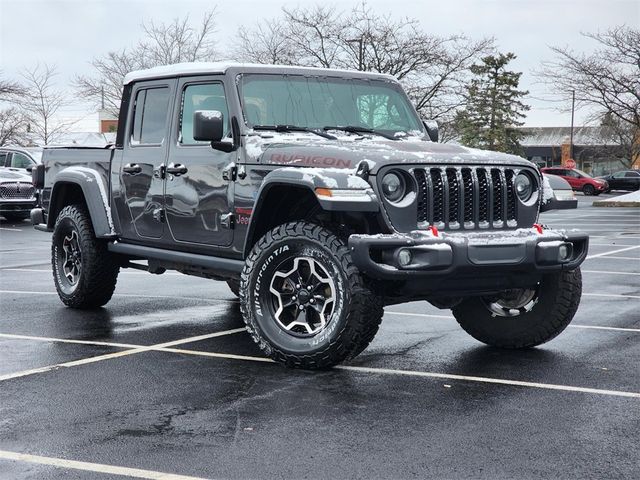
[533,223,544,234]
[428,225,439,237]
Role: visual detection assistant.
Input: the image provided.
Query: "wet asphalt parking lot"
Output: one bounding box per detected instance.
[0,193,638,479]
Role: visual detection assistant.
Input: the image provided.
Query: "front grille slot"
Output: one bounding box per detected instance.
[413,166,520,230]
[0,182,35,200]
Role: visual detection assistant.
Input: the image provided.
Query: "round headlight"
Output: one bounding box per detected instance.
[514,172,533,201]
[381,172,406,202]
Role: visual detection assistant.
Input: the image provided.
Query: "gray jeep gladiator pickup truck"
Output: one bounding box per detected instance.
[31,62,588,369]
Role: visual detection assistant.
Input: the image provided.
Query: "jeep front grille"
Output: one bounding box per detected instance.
[0,182,35,200]
[415,167,519,230]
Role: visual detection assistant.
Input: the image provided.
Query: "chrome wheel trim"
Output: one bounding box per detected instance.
[62,230,82,286]
[482,287,539,318]
[268,256,336,336]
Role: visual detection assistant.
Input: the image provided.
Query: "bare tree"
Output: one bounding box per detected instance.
[0,74,29,146]
[20,63,76,145]
[76,10,218,116]
[537,26,639,167]
[233,2,493,140]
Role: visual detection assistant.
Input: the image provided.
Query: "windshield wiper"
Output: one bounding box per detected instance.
[252,124,336,140]
[323,125,398,141]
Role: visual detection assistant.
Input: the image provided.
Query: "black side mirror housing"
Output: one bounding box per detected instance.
[193,110,225,142]
[26,166,33,173]
[423,120,439,143]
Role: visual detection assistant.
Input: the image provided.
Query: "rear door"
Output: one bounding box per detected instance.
[163,76,235,247]
[120,80,176,240]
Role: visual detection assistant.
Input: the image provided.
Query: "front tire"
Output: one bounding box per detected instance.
[240,222,382,369]
[452,269,582,348]
[52,204,120,308]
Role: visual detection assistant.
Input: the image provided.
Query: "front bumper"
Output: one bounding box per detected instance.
[349,227,588,281]
[0,199,37,215]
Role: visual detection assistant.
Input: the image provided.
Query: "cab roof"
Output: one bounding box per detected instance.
[123,62,397,85]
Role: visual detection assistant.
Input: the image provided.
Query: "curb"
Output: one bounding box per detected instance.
[592,201,640,207]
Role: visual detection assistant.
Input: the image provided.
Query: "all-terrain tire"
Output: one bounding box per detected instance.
[226,278,241,297]
[239,221,383,369]
[52,204,120,308]
[452,268,582,348]
[583,184,595,196]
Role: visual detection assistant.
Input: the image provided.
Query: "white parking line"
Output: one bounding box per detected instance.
[1,330,638,398]
[0,227,22,232]
[335,365,640,398]
[586,245,640,259]
[0,290,229,302]
[582,270,640,276]
[385,311,640,332]
[0,328,246,382]
[0,450,210,480]
[584,293,640,299]
[590,256,640,260]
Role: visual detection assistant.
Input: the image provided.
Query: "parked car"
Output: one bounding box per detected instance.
[541,174,578,210]
[540,167,608,196]
[0,168,38,222]
[0,146,42,173]
[596,170,640,192]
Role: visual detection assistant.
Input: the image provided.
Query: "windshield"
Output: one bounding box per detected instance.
[239,74,424,136]
[574,168,593,178]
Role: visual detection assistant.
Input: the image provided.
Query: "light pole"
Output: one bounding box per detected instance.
[569,89,575,162]
[346,37,364,71]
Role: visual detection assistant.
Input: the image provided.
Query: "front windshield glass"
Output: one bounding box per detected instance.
[239,74,424,136]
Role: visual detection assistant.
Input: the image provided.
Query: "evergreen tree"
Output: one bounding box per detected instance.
[456,53,530,155]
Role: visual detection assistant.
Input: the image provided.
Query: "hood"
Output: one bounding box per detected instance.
[0,168,32,182]
[244,133,534,173]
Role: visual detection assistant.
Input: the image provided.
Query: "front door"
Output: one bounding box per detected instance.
[121,80,176,239]
[164,77,235,247]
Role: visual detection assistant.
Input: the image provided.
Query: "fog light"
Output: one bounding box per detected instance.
[397,249,412,267]
[558,243,572,262]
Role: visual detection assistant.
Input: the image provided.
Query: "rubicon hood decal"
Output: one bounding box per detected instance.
[244,134,534,172]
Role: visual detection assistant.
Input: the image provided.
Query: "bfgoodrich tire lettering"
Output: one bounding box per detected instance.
[452,268,582,348]
[240,221,383,369]
[52,204,120,308]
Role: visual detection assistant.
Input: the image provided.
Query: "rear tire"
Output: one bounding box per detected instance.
[240,221,383,369]
[52,204,120,308]
[452,268,582,348]
[582,184,595,196]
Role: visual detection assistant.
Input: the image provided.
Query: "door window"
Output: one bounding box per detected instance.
[10,152,33,169]
[625,171,640,177]
[0,152,8,167]
[130,87,170,145]
[179,83,229,145]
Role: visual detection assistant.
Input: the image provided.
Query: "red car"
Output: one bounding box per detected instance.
[540,167,608,196]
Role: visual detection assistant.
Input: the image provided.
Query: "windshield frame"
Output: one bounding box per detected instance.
[236,73,425,138]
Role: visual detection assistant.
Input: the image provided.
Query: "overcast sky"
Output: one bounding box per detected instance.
[1,0,638,131]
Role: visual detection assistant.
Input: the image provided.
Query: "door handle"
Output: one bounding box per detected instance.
[166,163,188,176]
[123,163,142,174]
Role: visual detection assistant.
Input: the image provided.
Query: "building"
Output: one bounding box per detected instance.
[519,126,636,176]
[98,109,118,133]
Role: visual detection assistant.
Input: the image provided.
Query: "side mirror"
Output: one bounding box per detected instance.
[423,120,439,143]
[193,110,224,142]
[26,166,33,173]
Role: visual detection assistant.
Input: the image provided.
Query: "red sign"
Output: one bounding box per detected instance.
[565,159,576,169]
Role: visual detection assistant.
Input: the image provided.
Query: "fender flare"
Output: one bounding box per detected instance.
[48,167,116,238]
[243,167,379,255]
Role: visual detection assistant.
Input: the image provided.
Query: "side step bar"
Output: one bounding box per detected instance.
[108,242,244,275]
